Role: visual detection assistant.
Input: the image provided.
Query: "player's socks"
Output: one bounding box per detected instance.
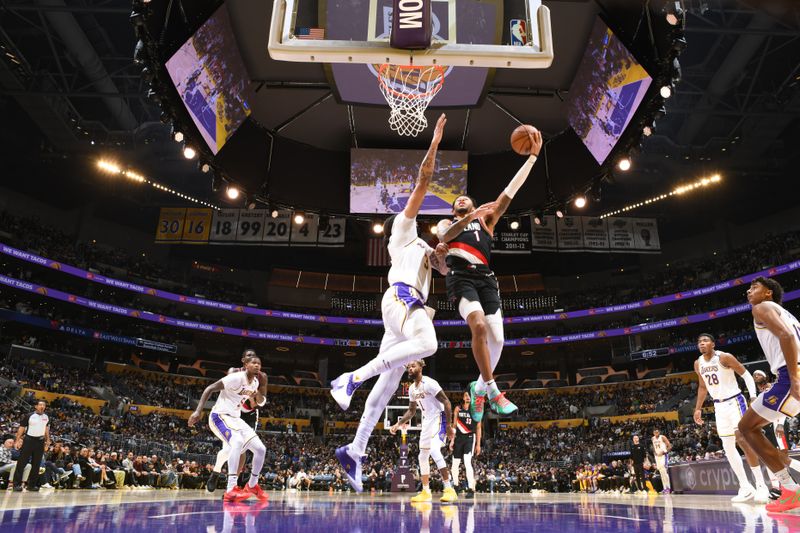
[227,474,239,492]
[484,380,500,399]
[751,466,767,488]
[443,480,452,489]
[775,468,799,491]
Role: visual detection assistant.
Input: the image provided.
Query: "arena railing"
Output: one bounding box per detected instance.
[2,270,798,350]
[2,241,798,327]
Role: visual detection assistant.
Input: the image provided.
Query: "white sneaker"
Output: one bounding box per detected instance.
[330,372,361,411]
[754,485,770,504]
[40,483,53,489]
[731,486,756,503]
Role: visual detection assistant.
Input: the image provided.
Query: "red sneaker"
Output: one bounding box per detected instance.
[765,487,800,513]
[223,486,251,502]
[246,483,269,502]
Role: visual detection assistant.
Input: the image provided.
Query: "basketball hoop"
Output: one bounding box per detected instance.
[377,64,445,137]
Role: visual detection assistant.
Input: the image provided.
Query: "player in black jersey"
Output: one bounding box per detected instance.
[450,391,482,496]
[207,350,268,493]
[437,127,543,422]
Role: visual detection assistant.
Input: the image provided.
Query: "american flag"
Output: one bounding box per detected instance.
[296,27,325,40]
[367,238,390,267]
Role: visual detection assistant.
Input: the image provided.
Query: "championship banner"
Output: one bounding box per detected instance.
[582,216,610,251]
[607,217,635,251]
[555,216,584,251]
[493,216,532,254]
[2,241,798,327]
[531,215,557,251]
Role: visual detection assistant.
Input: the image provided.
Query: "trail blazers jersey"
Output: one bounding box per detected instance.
[445,217,493,270]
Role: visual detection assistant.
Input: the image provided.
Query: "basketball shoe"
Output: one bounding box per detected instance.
[411,488,432,502]
[223,486,250,503]
[468,382,487,422]
[487,391,518,416]
[246,483,269,502]
[330,372,363,411]
[440,487,458,503]
[335,444,364,492]
[765,487,800,513]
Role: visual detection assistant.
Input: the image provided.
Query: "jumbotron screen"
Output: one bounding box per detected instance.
[567,18,653,164]
[165,5,252,154]
[350,149,468,215]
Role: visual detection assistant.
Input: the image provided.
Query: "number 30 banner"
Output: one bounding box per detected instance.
[156,208,346,246]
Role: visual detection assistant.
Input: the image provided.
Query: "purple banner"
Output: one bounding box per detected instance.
[2,272,798,348]
[0,309,176,353]
[2,242,798,328]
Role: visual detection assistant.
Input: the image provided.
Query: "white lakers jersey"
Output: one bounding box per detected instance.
[652,436,668,456]
[211,371,260,417]
[387,212,434,302]
[754,301,800,374]
[697,351,741,400]
[408,375,444,416]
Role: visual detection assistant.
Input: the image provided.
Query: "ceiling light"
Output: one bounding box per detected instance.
[372,222,384,234]
[226,186,240,200]
[617,158,631,171]
[574,196,587,209]
[555,209,564,219]
[271,210,279,218]
[294,212,305,224]
[660,85,672,99]
[509,219,520,230]
[183,146,196,159]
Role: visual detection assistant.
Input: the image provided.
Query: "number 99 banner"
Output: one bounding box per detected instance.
[156,208,345,246]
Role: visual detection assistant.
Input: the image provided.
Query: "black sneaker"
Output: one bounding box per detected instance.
[12,487,22,492]
[207,471,220,493]
[464,488,476,498]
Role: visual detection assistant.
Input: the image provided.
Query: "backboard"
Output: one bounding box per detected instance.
[268,0,554,70]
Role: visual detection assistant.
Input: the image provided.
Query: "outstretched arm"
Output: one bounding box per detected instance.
[390,400,418,434]
[437,202,498,243]
[188,379,224,426]
[403,114,446,220]
[484,128,543,231]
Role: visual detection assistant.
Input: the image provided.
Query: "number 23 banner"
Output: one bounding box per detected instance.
[156,208,346,246]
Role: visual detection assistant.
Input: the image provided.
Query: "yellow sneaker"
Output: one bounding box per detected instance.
[440,487,458,503]
[411,489,432,502]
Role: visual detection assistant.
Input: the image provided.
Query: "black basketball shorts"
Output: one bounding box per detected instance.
[452,433,475,459]
[446,270,501,316]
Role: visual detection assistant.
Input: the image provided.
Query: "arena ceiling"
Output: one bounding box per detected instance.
[0,0,799,240]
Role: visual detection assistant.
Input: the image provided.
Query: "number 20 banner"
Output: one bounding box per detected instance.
[156,208,345,246]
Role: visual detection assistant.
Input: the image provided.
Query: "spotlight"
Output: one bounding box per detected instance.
[574,196,587,209]
[200,163,211,173]
[372,222,384,234]
[617,158,632,171]
[533,212,542,225]
[430,224,438,235]
[183,146,196,159]
[509,219,520,230]
[294,212,305,224]
[271,210,279,219]
[173,131,184,143]
[555,209,564,219]
[660,85,672,99]
[247,200,257,210]
[643,122,655,137]
[226,186,240,200]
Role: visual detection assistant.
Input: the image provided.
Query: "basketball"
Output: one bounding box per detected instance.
[510,124,539,155]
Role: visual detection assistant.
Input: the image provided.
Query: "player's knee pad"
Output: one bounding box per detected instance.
[484,310,505,345]
[458,298,484,322]
[419,448,431,476]
[430,446,446,470]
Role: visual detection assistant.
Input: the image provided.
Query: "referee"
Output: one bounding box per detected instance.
[13,400,50,492]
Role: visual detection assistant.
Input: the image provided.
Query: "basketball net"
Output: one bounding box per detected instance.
[377,64,445,137]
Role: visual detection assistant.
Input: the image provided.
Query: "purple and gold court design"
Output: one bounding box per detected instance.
[1,491,794,532]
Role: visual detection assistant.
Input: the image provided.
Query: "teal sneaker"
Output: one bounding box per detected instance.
[468,381,487,422]
[487,391,518,416]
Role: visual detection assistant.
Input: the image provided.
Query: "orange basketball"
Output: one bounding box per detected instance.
[510,124,538,155]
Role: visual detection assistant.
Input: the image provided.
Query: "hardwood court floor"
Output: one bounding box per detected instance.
[0,488,795,532]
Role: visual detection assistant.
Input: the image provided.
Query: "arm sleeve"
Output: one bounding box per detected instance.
[741,370,757,399]
[504,155,537,199]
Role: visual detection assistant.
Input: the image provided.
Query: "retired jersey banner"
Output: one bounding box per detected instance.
[154,208,346,246]
[493,216,532,254]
